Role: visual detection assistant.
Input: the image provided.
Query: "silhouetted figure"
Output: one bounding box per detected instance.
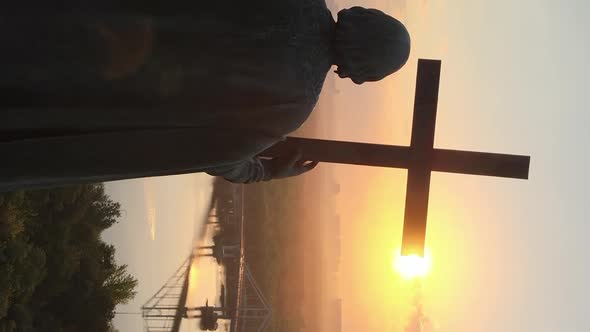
[0,3,411,191]
[198,300,220,331]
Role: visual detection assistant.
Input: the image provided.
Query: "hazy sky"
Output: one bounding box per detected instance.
[105,0,590,331]
[327,0,590,331]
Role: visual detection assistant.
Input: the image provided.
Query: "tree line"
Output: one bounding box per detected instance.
[0,184,137,332]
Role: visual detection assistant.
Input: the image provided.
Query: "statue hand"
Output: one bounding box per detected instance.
[265,150,319,180]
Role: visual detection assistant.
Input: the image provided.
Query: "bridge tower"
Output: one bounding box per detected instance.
[142,255,272,331]
[142,255,193,332]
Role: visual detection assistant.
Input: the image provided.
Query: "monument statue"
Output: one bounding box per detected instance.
[0,3,411,191]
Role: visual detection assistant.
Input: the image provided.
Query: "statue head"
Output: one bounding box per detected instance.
[333,7,411,84]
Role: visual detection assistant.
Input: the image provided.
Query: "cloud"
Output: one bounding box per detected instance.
[143,179,157,240]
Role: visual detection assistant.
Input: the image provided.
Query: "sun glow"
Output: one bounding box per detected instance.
[394,249,432,279]
[188,260,199,293]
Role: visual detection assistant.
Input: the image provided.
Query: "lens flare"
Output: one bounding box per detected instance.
[394,249,431,279]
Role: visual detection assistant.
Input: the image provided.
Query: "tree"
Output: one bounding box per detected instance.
[0,184,136,332]
[104,265,138,306]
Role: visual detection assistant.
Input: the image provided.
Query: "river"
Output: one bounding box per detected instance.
[103,173,222,331]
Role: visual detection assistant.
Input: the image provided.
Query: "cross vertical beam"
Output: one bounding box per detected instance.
[402,60,440,256]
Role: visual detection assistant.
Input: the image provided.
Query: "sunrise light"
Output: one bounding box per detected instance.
[394,249,432,279]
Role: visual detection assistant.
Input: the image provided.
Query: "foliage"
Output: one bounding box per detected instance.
[0,184,136,332]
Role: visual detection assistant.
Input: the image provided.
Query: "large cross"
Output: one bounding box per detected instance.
[261,59,530,257]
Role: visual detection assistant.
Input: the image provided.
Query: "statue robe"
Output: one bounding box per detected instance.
[0,1,335,191]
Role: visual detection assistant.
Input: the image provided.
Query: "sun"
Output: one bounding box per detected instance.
[394,249,432,279]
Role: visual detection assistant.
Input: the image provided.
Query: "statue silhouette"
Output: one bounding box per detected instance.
[0,2,411,191]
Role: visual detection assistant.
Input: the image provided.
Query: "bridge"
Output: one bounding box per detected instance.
[141,183,272,332]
